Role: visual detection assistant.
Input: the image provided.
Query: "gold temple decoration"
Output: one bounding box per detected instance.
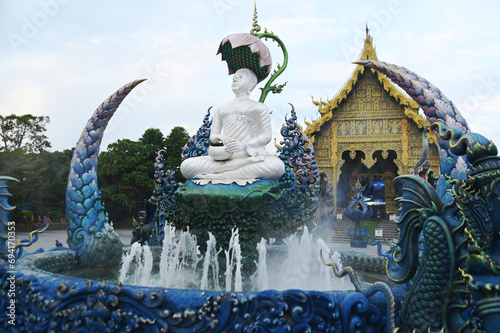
[305,28,440,215]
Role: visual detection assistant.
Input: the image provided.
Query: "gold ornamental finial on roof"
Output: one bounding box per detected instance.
[365,23,372,46]
[358,24,377,61]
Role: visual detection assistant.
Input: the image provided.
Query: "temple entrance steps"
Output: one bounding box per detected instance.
[316,220,400,246]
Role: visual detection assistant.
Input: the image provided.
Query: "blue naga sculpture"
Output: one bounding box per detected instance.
[344,180,373,248]
[181,107,212,160]
[0,177,18,262]
[355,60,500,332]
[356,60,471,205]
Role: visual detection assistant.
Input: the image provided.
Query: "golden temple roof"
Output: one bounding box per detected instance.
[304,28,425,140]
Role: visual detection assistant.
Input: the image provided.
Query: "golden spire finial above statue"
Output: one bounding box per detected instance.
[250,2,261,35]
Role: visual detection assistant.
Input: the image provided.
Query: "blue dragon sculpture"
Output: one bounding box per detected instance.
[277,104,320,201]
[355,60,500,332]
[66,79,145,268]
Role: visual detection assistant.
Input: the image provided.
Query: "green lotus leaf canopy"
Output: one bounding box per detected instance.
[215,6,288,103]
[217,33,272,83]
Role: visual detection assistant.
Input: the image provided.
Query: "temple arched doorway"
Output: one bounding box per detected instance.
[337,149,399,218]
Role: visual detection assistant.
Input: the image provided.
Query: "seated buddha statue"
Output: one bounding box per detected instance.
[180,68,285,185]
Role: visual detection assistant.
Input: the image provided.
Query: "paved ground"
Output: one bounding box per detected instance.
[16,228,389,256]
[16,229,133,251]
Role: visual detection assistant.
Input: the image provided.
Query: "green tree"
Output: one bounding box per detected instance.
[163,126,190,182]
[139,128,166,174]
[0,148,72,222]
[97,128,166,220]
[98,139,151,217]
[0,148,38,206]
[97,126,190,221]
[0,114,73,223]
[139,128,165,148]
[41,149,73,219]
[0,114,51,153]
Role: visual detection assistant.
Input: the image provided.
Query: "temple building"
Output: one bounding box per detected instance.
[304,29,439,218]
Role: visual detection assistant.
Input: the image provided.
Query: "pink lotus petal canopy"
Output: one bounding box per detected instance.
[217,33,272,83]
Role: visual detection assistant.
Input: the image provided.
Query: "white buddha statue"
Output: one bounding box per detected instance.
[180,68,285,185]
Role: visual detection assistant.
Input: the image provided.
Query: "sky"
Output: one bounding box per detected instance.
[0,0,499,152]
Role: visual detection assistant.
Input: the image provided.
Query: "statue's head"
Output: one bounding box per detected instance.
[232,68,258,95]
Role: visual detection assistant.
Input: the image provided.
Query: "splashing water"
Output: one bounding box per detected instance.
[257,226,352,291]
[119,225,353,292]
[200,232,221,291]
[119,242,153,286]
[225,227,243,292]
[255,238,268,290]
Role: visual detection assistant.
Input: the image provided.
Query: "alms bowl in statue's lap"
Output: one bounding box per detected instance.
[208,145,233,161]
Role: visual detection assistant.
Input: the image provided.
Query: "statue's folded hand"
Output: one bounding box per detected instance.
[248,155,266,163]
[225,138,245,152]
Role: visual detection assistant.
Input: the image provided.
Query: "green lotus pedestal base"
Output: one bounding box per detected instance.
[173,179,312,272]
[177,179,287,219]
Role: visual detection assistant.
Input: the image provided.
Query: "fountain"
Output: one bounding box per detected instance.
[119,225,353,292]
[2,10,500,332]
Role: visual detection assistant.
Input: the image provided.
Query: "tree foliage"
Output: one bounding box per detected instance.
[0,114,51,154]
[0,121,190,225]
[139,128,165,147]
[97,127,189,220]
[0,148,73,222]
[98,138,158,217]
[163,126,190,182]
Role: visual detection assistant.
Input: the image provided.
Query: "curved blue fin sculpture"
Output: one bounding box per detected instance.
[181,107,212,159]
[278,104,319,200]
[66,79,145,268]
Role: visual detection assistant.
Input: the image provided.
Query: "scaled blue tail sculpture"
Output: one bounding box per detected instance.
[356,60,470,204]
[66,79,145,268]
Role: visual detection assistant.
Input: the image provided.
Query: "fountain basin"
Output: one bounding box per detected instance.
[1,249,402,332]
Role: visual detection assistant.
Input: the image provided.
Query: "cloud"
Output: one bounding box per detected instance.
[0,0,499,152]
[0,83,49,118]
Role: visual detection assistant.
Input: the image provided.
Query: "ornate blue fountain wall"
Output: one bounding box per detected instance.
[0,250,400,332]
